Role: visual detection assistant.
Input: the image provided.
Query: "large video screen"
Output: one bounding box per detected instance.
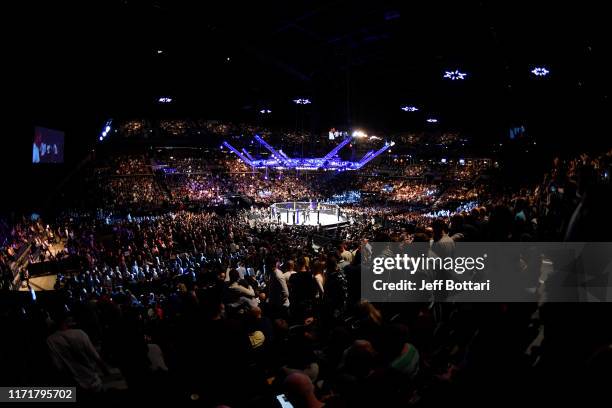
[32,126,64,164]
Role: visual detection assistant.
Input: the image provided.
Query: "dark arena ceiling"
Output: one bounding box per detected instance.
[5,0,611,152]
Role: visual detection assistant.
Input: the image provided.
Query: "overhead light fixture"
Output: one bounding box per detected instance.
[443,70,467,80]
[293,98,312,105]
[259,109,272,114]
[400,105,419,112]
[531,66,550,77]
[158,97,173,103]
[99,119,113,142]
[426,118,439,123]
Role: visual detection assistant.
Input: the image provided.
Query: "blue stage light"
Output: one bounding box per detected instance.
[443,70,467,80]
[99,119,112,141]
[223,136,393,171]
[531,66,550,77]
[401,105,419,112]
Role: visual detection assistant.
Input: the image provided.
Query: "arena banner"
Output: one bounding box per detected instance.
[361,242,612,302]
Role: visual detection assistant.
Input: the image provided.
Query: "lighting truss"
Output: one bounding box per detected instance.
[222,136,394,171]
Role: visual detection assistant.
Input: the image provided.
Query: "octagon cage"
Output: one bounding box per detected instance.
[269,201,348,227]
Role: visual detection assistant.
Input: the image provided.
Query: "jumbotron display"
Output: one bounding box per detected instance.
[32,126,64,164]
[223,134,394,171]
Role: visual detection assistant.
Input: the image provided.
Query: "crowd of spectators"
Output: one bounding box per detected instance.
[97,177,166,209]
[2,141,611,406]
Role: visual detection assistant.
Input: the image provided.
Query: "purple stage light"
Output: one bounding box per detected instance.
[401,105,419,112]
[426,118,439,123]
[293,98,312,105]
[223,137,393,171]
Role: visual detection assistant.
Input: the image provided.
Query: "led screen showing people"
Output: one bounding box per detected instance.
[32,126,64,163]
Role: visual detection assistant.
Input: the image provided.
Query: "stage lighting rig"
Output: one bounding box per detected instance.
[443,70,467,80]
[531,66,550,77]
[99,119,113,142]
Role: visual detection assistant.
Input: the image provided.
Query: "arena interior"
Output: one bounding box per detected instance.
[2,1,612,407]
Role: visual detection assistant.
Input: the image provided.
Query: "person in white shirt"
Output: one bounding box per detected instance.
[236,261,247,278]
[361,238,372,263]
[228,269,258,308]
[47,316,108,392]
[269,260,292,309]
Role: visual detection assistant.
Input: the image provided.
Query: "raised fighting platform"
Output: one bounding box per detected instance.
[270,201,348,227]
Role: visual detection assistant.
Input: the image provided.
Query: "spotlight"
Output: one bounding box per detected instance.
[293,98,312,105]
[259,109,272,114]
[352,130,367,138]
[531,66,550,77]
[400,105,419,112]
[99,119,112,141]
[443,70,467,80]
[158,97,173,103]
[426,118,439,123]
